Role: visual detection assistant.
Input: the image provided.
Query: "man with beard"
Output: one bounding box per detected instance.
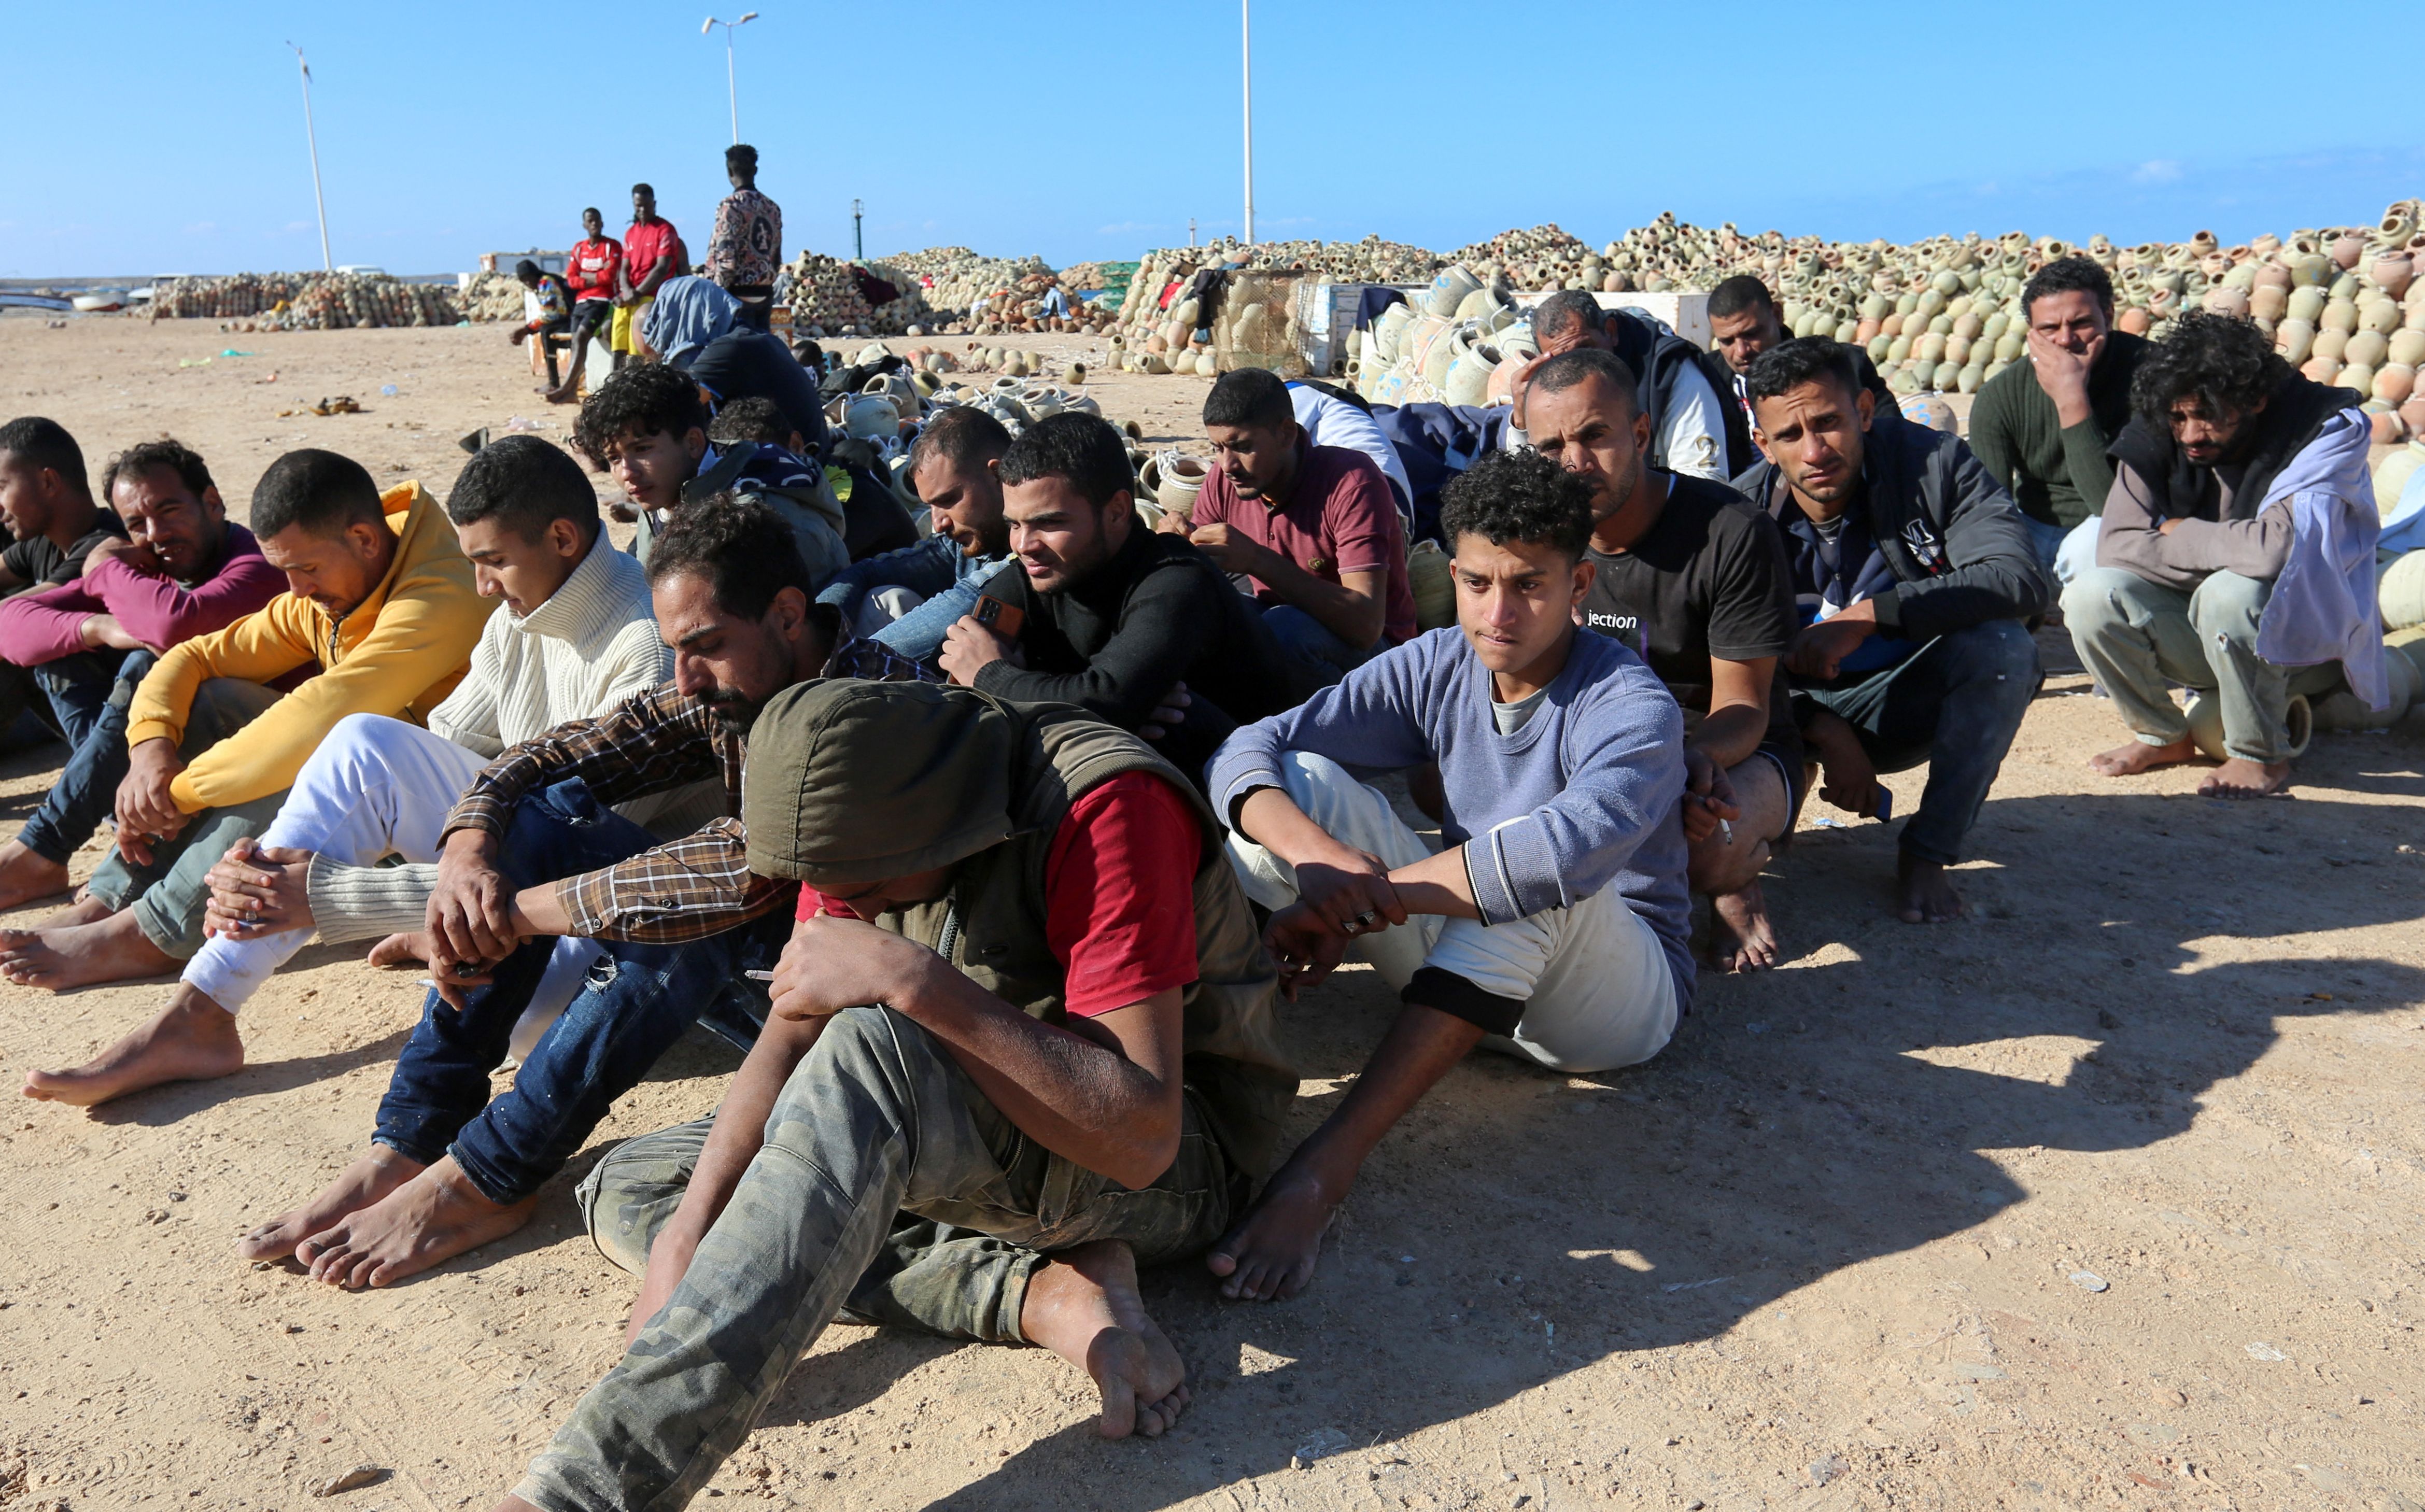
[223,498,932,1290]
[816,406,1015,659]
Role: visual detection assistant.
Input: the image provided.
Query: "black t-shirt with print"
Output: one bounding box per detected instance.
[2,508,128,594]
[1580,473,1799,755]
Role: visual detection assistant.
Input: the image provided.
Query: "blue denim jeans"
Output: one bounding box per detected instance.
[373,778,782,1205]
[1264,603,1383,704]
[1792,618,2041,866]
[18,648,156,865]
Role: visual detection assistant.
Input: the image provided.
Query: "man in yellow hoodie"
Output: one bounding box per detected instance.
[16,449,484,1105]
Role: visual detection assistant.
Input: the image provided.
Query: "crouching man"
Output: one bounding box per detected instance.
[482,679,1296,1510]
[1206,448,1692,1303]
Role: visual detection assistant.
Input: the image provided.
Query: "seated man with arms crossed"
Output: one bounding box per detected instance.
[1525,348,1804,972]
[1175,368,1416,700]
[0,437,285,909]
[1207,448,1691,1303]
[228,499,932,1288]
[816,405,1014,658]
[12,448,483,1036]
[940,412,1294,784]
[88,435,673,1113]
[0,416,130,747]
[480,675,1296,1512]
[1732,338,2050,925]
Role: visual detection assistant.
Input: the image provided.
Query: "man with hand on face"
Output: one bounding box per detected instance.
[0,438,285,910]
[16,448,485,1090]
[1969,256,2152,582]
[1702,276,1894,479]
[227,498,933,1291]
[1527,348,1803,973]
[474,678,1296,1512]
[1205,449,1691,1305]
[816,406,1014,659]
[2064,312,2379,799]
[126,435,676,1112]
[1171,368,1415,701]
[1732,338,2049,926]
[939,412,1293,785]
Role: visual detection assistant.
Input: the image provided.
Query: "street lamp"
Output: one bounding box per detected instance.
[701,12,759,144]
[1240,0,1253,245]
[287,43,332,271]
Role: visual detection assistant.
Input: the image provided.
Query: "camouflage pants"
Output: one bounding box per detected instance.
[517,1004,1234,1512]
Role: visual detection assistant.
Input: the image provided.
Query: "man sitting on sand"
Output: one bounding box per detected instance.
[1732,338,2050,924]
[1526,348,1804,973]
[2063,312,2384,799]
[0,437,285,910]
[939,412,1295,784]
[477,675,1295,1512]
[229,499,930,1290]
[1205,448,1691,1303]
[41,435,676,1115]
[1175,368,1416,701]
[13,449,482,1051]
[816,405,1014,658]
[0,416,130,744]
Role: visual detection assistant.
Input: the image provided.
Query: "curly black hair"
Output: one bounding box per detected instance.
[100,437,213,503]
[573,362,709,470]
[1438,448,1593,563]
[2130,310,2288,426]
[706,396,796,449]
[2021,255,2114,317]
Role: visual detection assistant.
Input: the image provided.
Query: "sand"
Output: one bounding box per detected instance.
[1,314,2421,1512]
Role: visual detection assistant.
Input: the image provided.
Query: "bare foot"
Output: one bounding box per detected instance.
[2198,757,2291,799]
[365,931,428,969]
[2088,735,2196,778]
[0,840,71,911]
[1019,1240,1189,1439]
[0,908,179,990]
[294,1156,536,1290]
[1710,881,1782,971]
[31,892,112,930]
[236,1144,426,1262]
[1205,1165,1336,1302]
[23,985,244,1106]
[1895,851,1966,925]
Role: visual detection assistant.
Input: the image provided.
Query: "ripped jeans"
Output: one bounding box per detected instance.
[372,777,785,1205]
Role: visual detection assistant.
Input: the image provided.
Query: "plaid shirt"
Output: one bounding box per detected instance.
[441,626,934,944]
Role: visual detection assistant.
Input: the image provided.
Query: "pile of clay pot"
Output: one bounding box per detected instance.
[457,271,531,323]
[149,272,460,330]
[778,251,882,337]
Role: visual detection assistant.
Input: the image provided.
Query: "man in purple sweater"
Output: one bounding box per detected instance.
[1204,448,1691,1303]
[0,440,285,907]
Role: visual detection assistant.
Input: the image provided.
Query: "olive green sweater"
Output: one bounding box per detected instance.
[1967,330,2150,530]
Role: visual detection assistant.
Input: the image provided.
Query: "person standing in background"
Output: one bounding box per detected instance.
[704,145,783,334]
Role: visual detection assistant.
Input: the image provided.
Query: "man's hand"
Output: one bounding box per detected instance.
[2025,326,2103,429]
[1507,353,1550,430]
[767,912,934,1022]
[1153,508,1190,535]
[2157,515,2183,536]
[1803,708,1880,818]
[1292,845,1408,943]
[1263,902,1350,1000]
[1680,747,1742,844]
[113,737,189,866]
[203,838,315,938]
[938,614,1017,686]
[79,613,144,652]
[1186,522,1281,580]
[1785,604,1878,682]
[427,830,520,981]
[1139,682,1191,744]
[79,536,155,575]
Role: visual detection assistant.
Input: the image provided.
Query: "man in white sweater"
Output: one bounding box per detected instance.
[170,435,672,1027]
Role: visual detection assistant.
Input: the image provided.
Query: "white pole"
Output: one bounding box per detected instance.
[289,44,332,271]
[725,29,738,143]
[1240,0,1254,245]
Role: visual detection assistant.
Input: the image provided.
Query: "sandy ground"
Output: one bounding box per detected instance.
[2,316,2423,1512]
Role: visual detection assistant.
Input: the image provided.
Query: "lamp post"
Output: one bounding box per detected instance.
[287,43,332,271]
[852,199,864,261]
[1240,0,1254,245]
[701,12,759,143]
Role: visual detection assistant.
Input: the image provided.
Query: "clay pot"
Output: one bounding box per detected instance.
[2322,298,2361,335]
[2341,362,2377,399]
[2372,253,2415,300]
[2117,307,2153,335]
[1154,453,1207,516]
[2331,232,2367,271]
[2249,284,2288,322]
[2275,319,2317,365]
[2389,329,2425,368]
[2313,327,2350,363]
[2360,299,2403,335]
[2252,263,2293,294]
[2291,252,2335,288]
[2301,354,2342,385]
[1407,539,1456,632]
[2202,285,2250,318]
[2405,392,2425,438]
[2375,439,2425,510]
[2287,286,2328,323]
[2346,330,2390,370]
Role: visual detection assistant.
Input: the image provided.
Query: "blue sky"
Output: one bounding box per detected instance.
[6,0,2417,279]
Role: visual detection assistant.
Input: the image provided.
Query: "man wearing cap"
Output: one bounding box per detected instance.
[479,678,1296,1511]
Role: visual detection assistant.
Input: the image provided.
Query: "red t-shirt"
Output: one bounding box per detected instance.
[799,771,1200,1018]
[623,218,681,294]
[567,237,622,304]
[1190,437,1418,644]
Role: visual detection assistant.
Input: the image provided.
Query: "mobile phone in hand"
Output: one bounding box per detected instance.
[970,594,1024,639]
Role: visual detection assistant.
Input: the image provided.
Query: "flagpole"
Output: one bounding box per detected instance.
[1240,0,1254,245]
[288,43,333,271]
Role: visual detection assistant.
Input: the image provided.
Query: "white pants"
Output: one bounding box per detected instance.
[182,714,600,1034]
[1224,752,1677,1073]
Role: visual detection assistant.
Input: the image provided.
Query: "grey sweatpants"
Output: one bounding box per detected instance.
[519,1004,1234,1512]
[2063,567,2341,762]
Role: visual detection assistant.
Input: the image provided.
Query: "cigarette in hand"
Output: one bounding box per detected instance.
[744,969,776,981]
[1717,818,1735,845]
